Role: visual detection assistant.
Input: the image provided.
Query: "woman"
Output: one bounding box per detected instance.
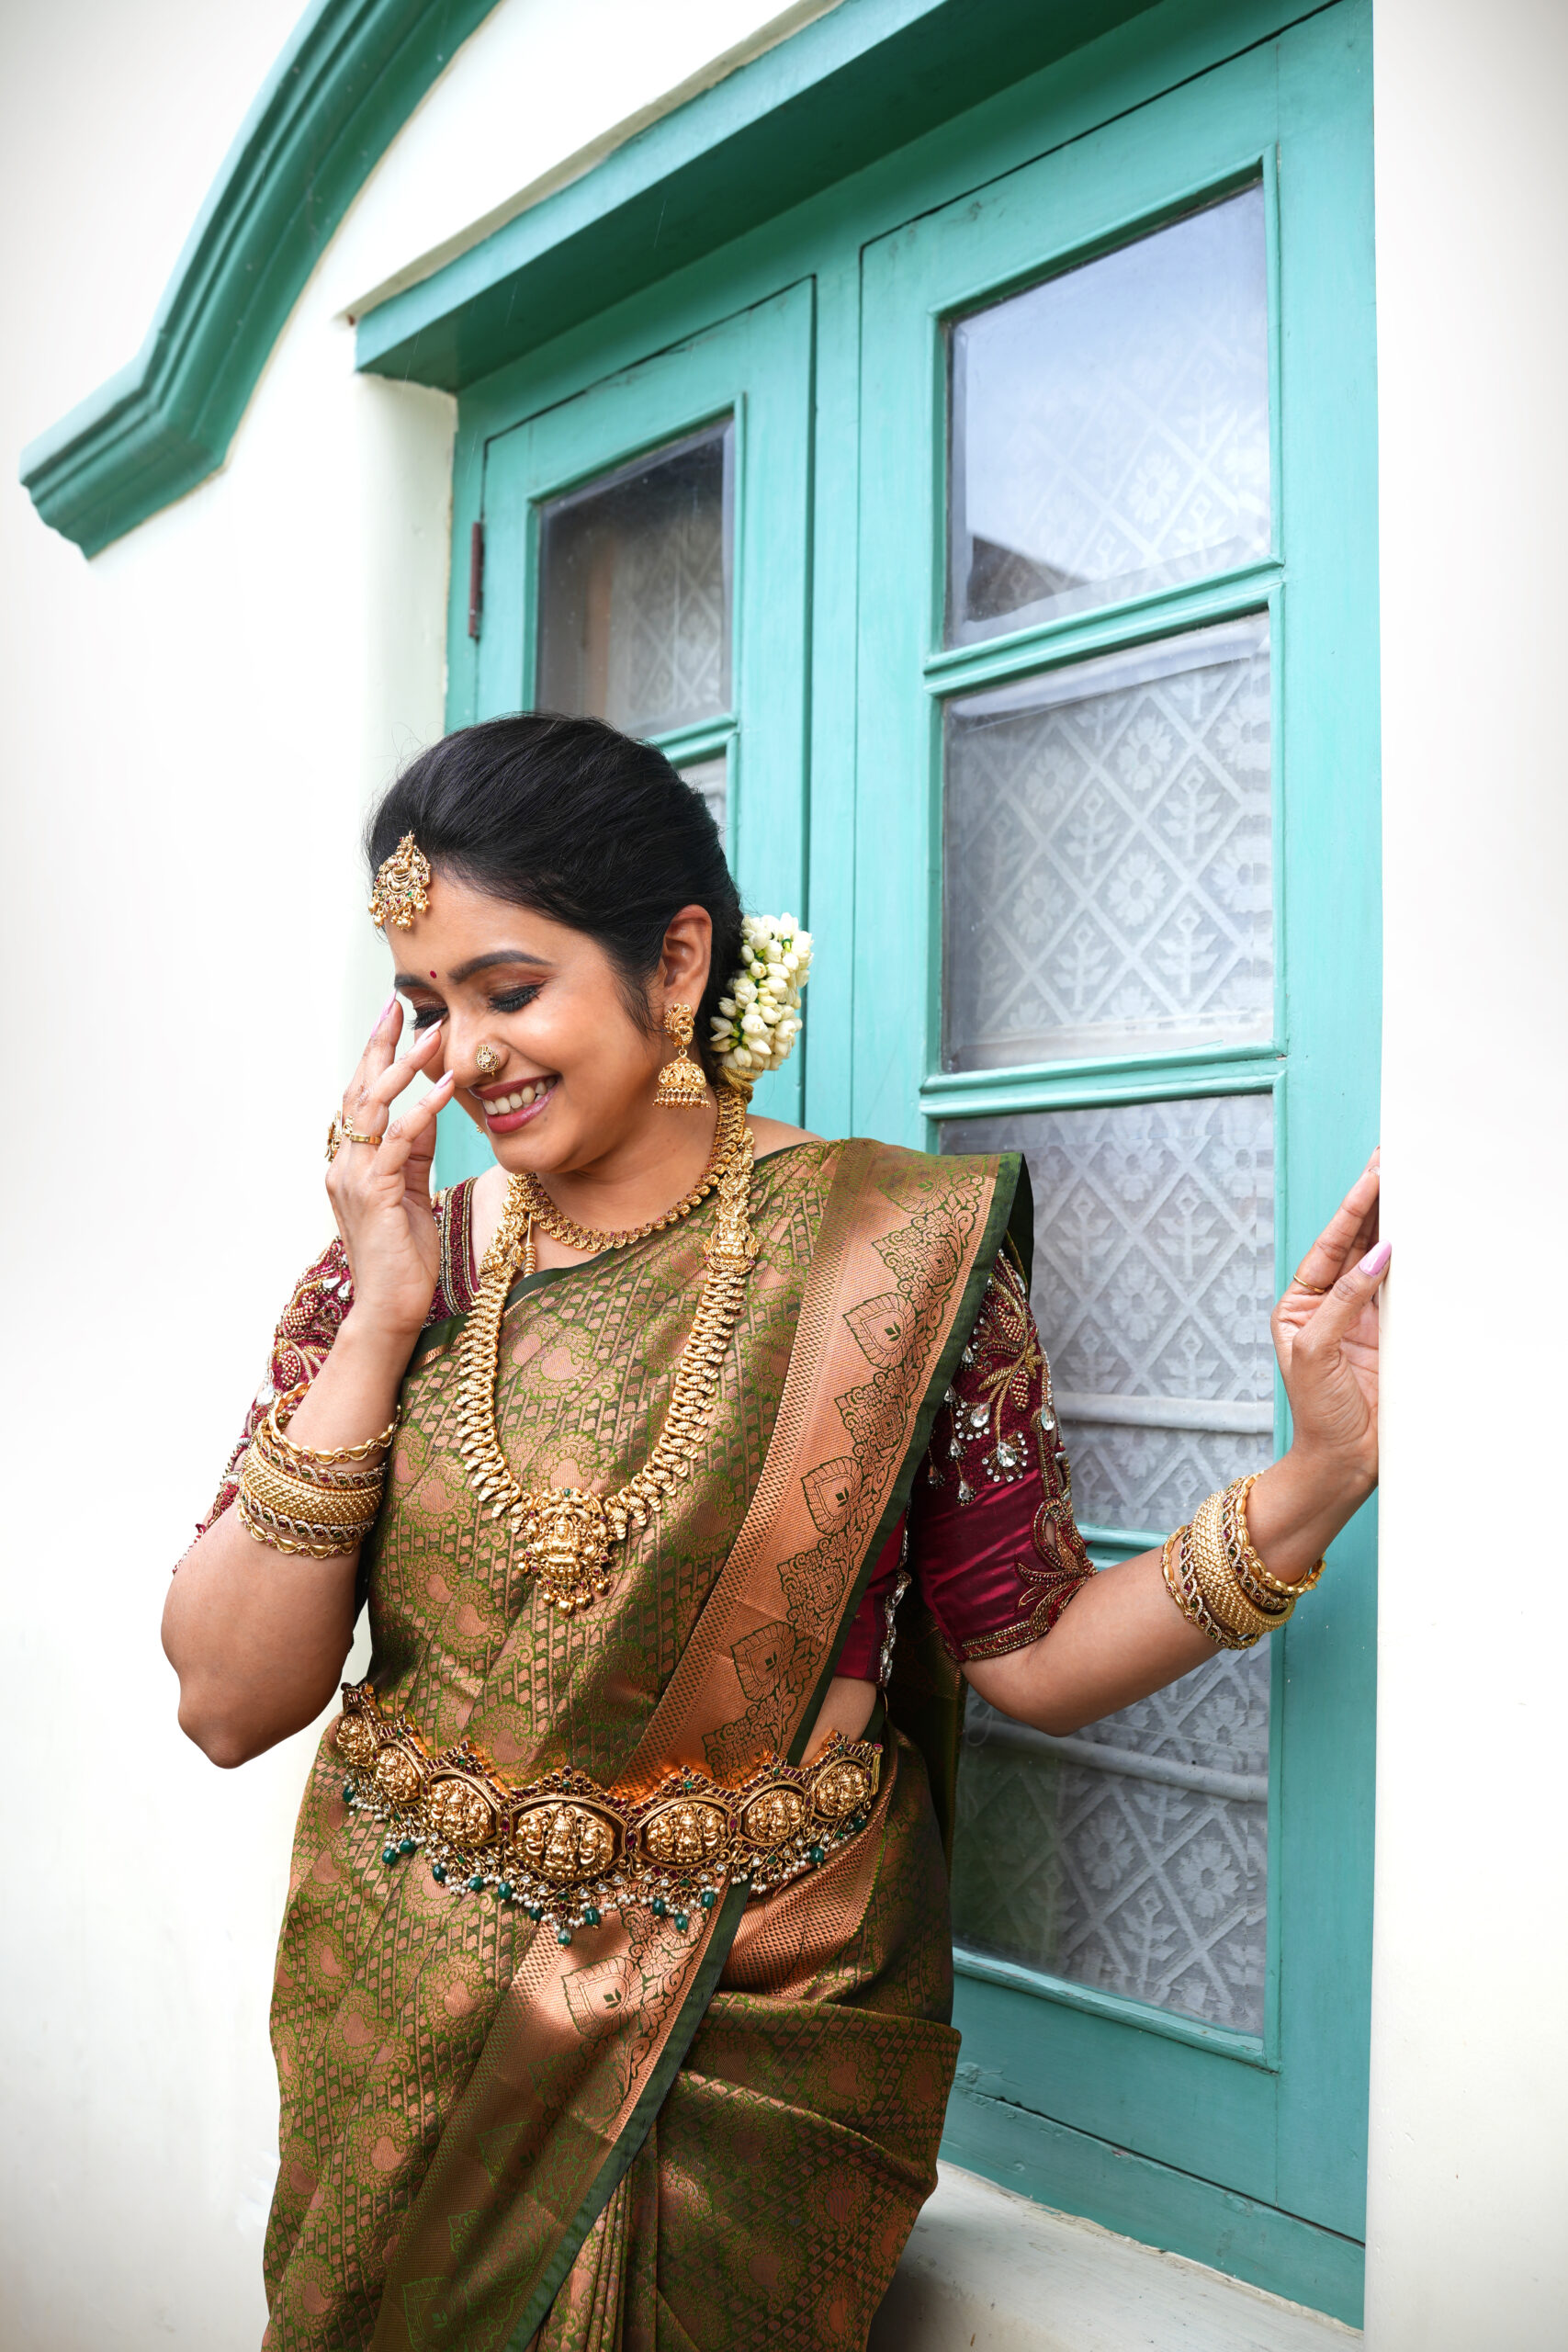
[164,715,1385,2352]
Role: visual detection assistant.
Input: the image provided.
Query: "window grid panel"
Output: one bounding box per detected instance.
[954,1655,1269,2034]
[947,184,1270,645]
[941,1093,1275,2030]
[536,421,733,738]
[942,617,1273,1073]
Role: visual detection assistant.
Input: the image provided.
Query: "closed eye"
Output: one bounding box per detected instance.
[490,985,541,1013]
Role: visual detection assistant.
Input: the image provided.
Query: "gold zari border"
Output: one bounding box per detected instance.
[334,1680,882,1942]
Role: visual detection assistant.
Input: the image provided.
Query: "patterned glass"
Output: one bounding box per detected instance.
[942,617,1272,1070]
[536,423,733,737]
[678,752,728,846]
[941,1094,1275,2030]
[947,185,1269,643]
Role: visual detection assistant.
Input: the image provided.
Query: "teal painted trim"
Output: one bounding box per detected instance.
[940,2086,1365,2327]
[18,0,500,557]
[922,1041,1280,1101]
[356,0,1162,390]
[1078,1522,1179,1553]
[954,1947,1270,2066]
[924,1055,1280,1125]
[919,560,1280,696]
[650,717,737,765]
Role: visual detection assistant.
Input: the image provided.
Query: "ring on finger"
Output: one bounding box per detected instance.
[326,1116,384,1161]
[1291,1267,1330,1295]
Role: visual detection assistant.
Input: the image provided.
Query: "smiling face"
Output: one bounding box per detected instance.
[387,868,715,1177]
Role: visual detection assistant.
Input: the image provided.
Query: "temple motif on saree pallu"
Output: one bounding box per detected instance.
[335,1679,881,1940]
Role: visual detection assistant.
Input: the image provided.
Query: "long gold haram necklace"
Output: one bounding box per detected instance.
[454,1087,757,1613]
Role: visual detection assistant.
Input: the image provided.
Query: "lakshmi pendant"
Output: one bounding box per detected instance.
[520,1487,615,1614]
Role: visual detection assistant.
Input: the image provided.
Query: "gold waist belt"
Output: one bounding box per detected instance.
[334,1680,882,1948]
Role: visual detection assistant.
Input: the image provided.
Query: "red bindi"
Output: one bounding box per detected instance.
[429,970,436,978]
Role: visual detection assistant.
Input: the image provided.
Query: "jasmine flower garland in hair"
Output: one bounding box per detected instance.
[710,913,813,1082]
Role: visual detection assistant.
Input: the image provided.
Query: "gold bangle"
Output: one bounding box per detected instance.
[241,1451,384,1529]
[267,1387,398,1465]
[1161,1524,1231,1646]
[251,1422,384,1492]
[237,1490,376,1559]
[1225,1474,1325,1600]
[1188,1490,1283,1646]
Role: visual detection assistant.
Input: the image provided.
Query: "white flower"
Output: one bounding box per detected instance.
[707,910,814,1081]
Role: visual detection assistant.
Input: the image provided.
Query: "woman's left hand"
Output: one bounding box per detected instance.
[1271,1149,1387,1495]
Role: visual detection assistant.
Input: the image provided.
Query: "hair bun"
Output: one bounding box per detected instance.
[709,914,812,1087]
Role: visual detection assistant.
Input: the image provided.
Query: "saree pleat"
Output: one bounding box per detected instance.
[262,1141,1009,2352]
[523,1732,957,2352]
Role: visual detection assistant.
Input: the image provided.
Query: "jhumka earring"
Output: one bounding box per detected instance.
[475,1043,504,1079]
[652,1003,707,1108]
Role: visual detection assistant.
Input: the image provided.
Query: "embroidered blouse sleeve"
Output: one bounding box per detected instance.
[906,1243,1097,1662]
[190,1182,479,1543]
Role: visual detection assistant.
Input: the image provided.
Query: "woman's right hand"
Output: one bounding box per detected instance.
[324,1000,456,1347]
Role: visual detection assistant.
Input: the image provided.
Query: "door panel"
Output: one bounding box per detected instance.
[435,283,813,1185]
[854,16,1377,2253]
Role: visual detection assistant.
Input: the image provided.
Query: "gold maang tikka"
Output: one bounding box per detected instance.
[368,833,433,930]
[652,1002,707,1109]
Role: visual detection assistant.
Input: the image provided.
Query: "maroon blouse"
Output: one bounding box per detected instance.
[200,1181,1095,1676]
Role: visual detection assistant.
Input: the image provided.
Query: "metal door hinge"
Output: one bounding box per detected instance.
[468,520,484,639]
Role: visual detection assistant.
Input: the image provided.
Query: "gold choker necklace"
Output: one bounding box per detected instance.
[514,1085,746,1253]
[454,1089,757,1613]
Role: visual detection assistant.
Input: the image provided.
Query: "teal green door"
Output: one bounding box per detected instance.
[434,0,1376,2314]
[853,15,1377,2322]
[435,281,814,1185]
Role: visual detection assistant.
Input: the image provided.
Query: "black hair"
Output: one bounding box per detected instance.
[366,714,742,1080]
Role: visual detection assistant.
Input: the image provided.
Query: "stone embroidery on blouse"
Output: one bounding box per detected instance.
[927,1243,1051,1501]
[920,1242,1097,1660]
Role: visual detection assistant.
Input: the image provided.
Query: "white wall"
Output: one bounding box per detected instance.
[12,0,1568,2343]
[0,3,833,2346]
[1368,3,1568,2346]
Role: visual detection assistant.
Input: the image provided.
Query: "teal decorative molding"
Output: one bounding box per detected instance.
[355,0,1160,391]
[18,0,500,558]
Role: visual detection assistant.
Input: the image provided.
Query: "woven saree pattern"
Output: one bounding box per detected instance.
[261,1141,1004,2351]
[265,1148,837,2346]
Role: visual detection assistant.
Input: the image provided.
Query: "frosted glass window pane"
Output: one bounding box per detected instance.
[942,1093,1275,2031]
[537,423,733,737]
[953,1668,1269,2032]
[942,617,1272,1071]
[679,752,728,846]
[948,185,1269,643]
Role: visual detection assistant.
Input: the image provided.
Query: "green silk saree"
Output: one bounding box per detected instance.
[263,1136,1017,2351]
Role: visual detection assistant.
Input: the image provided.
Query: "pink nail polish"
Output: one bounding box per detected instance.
[380,995,397,1023]
[1359,1239,1391,1277]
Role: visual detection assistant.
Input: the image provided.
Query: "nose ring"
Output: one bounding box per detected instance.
[475,1042,504,1079]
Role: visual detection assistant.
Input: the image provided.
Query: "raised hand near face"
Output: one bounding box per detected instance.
[324,998,456,1344]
